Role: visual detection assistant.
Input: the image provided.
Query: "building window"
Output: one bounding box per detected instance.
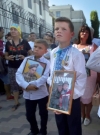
[28,0,32,9]
[56,11,60,17]
[39,0,42,15]
[12,8,19,24]
[29,18,33,28]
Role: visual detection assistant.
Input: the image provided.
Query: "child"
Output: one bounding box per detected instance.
[16,39,50,135]
[47,17,87,135]
[59,81,71,111]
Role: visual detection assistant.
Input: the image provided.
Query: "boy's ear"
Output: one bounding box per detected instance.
[71,32,74,38]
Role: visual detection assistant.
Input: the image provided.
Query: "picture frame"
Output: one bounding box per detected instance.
[47,70,76,115]
[23,58,46,82]
[83,52,91,76]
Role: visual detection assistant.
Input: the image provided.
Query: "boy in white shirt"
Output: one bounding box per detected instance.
[47,17,87,135]
[16,39,50,135]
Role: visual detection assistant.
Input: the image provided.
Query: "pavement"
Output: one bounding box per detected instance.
[0,95,100,135]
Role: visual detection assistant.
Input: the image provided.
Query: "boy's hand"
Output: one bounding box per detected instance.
[26,84,38,91]
[54,111,62,115]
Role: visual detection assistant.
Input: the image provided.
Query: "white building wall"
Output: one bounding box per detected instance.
[49,5,86,38]
[0,0,53,37]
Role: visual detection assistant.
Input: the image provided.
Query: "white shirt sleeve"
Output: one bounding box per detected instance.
[47,51,53,86]
[16,57,29,89]
[28,41,34,51]
[73,52,87,99]
[29,60,50,87]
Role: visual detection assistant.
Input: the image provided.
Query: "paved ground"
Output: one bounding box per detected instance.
[0,95,100,135]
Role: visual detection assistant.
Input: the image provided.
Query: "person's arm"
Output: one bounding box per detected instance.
[16,57,37,90]
[90,44,99,84]
[29,60,50,88]
[73,51,87,99]
[47,51,53,86]
[5,42,14,61]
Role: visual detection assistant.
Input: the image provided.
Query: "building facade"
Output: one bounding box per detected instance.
[0,0,53,38]
[49,5,86,38]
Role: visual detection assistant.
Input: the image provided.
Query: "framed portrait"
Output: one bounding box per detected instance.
[47,70,76,115]
[23,58,46,82]
[83,52,91,76]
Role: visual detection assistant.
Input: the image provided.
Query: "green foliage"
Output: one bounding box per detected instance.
[90,11,99,38]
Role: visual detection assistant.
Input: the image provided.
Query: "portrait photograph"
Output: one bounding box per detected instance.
[23,58,46,82]
[48,70,76,115]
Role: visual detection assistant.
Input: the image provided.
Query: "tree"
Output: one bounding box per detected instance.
[90,11,99,38]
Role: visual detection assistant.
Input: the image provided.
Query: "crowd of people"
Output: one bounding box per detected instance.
[0,16,100,135]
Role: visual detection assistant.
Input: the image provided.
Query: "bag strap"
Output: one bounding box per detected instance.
[94,83,100,95]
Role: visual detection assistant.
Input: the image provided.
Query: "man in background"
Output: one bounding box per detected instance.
[28,32,36,51]
[43,32,57,60]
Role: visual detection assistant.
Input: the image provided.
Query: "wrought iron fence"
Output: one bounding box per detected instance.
[0,0,53,39]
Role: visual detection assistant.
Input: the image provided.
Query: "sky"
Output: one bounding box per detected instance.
[49,0,100,27]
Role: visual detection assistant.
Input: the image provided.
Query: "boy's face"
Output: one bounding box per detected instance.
[33,43,47,58]
[63,84,69,90]
[54,22,74,44]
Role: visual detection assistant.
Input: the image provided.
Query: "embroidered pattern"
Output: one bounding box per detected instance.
[54,45,72,70]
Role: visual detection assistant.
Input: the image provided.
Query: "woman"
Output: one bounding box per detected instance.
[73,25,97,126]
[5,24,33,111]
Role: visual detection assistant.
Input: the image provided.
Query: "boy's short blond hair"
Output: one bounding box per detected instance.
[55,17,74,32]
[34,39,48,49]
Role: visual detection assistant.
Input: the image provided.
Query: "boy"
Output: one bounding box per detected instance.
[47,17,87,135]
[16,39,50,135]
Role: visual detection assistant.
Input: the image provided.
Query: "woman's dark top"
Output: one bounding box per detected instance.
[5,39,31,69]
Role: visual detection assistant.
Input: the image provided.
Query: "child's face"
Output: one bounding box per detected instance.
[63,84,69,90]
[54,22,74,45]
[33,43,47,58]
